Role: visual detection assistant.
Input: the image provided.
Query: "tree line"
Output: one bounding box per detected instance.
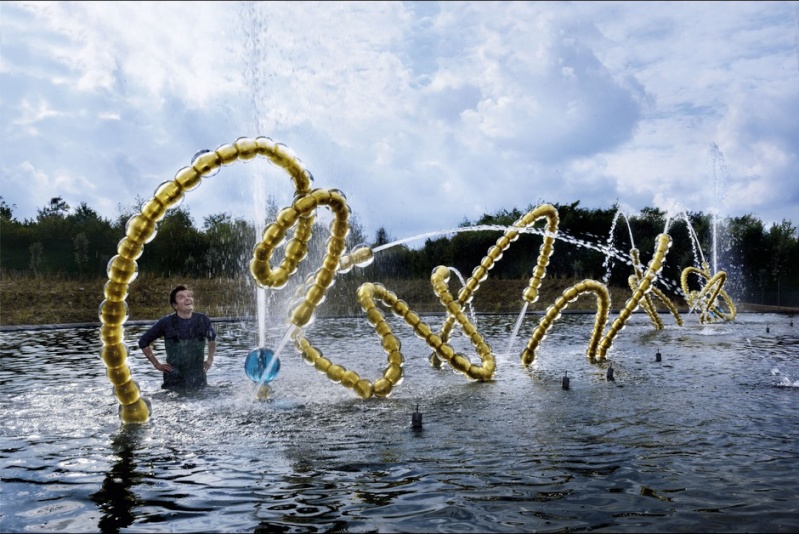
[1,195,796,301]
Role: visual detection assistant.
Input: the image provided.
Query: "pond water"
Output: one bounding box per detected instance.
[1,312,797,533]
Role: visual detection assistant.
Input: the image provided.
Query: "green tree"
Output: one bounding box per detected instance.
[0,197,15,222]
[73,232,89,275]
[0,193,794,304]
[373,227,392,247]
[67,202,117,274]
[37,197,70,219]
[347,212,367,249]
[0,197,28,271]
[726,214,767,294]
[140,206,204,277]
[30,197,73,273]
[765,219,798,298]
[202,212,254,276]
[29,241,43,275]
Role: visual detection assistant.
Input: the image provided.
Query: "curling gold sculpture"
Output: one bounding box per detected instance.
[681,262,736,323]
[100,137,735,423]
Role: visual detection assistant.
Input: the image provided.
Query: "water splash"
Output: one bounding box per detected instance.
[666,210,706,268]
[602,210,636,284]
[375,223,636,277]
[771,368,799,387]
[505,301,529,357]
[373,224,533,253]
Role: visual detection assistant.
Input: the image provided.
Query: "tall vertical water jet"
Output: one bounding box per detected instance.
[241,1,276,347]
[708,143,729,276]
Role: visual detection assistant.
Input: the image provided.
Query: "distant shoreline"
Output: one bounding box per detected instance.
[2,305,795,332]
[3,272,794,330]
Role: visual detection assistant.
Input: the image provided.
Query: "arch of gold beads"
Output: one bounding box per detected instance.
[628,247,684,331]
[100,137,735,424]
[681,262,736,323]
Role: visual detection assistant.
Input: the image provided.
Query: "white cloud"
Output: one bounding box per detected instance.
[12,98,63,134]
[1,161,94,220]
[0,0,796,244]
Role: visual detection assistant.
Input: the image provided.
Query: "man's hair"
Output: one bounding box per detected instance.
[170,285,189,307]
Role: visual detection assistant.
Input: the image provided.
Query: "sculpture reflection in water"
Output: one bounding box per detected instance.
[98,137,736,423]
[89,425,146,530]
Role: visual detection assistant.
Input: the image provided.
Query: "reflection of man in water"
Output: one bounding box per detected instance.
[138,285,216,390]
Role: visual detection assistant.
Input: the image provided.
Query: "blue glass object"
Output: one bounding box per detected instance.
[244,347,280,384]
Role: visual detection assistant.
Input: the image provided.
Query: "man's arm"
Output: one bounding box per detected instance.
[141,344,173,372]
[138,317,172,372]
[204,340,215,372]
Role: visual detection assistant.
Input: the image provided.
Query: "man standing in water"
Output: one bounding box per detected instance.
[139,285,216,390]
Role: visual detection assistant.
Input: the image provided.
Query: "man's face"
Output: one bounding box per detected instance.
[173,290,194,313]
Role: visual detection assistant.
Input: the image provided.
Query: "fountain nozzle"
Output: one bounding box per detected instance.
[607,364,615,381]
[411,403,423,429]
[562,371,570,390]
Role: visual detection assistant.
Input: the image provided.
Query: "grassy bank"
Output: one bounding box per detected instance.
[2,271,788,327]
[2,271,646,326]
[0,272,257,326]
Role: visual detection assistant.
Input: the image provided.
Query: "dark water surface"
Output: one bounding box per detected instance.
[1,312,797,533]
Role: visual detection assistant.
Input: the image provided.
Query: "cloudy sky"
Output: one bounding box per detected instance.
[2,1,798,247]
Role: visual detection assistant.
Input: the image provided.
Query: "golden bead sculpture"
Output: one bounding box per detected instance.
[628,247,684,330]
[101,137,736,423]
[681,262,736,323]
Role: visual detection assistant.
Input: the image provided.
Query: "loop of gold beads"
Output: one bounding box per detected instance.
[101,137,315,423]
